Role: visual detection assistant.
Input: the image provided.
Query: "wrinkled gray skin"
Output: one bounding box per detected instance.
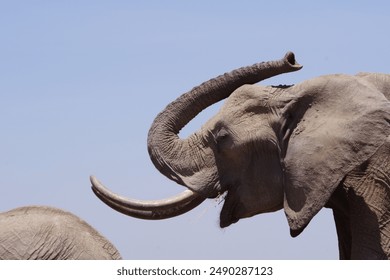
[91,52,390,259]
[0,206,121,260]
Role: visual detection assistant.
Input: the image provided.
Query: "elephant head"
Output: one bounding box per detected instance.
[91,52,390,254]
[91,52,302,219]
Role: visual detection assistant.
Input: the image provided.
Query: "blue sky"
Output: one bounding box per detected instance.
[1,1,389,259]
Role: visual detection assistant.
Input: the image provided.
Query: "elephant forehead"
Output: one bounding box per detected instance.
[219,85,272,117]
[199,85,279,134]
[227,84,270,104]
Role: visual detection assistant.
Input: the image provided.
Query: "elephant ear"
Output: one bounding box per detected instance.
[280,74,390,236]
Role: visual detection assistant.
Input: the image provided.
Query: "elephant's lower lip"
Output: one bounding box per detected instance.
[220,215,239,228]
[219,190,239,228]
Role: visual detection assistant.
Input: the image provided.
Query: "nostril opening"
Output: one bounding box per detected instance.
[285,52,296,65]
[284,51,302,70]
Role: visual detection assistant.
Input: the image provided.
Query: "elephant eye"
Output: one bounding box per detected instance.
[213,129,234,153]
[215,130,230,144]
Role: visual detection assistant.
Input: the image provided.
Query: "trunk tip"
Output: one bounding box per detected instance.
[284,51,303,70]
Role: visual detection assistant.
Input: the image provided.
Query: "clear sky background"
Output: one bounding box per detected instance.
[1,1,389,259]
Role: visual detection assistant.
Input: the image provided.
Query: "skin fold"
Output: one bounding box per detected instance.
[0,206,121,260]
[91,52,390,259]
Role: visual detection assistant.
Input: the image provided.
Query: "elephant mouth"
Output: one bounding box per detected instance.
[219,189,240,228]
[219,185,284,228]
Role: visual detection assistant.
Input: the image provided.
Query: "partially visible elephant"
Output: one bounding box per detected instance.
[91,52,390,259]
[0,206,121,260]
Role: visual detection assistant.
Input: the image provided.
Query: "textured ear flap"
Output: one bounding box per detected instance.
[280,75,390,236]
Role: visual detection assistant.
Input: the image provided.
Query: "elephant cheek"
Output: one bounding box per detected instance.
[179,166,221,198]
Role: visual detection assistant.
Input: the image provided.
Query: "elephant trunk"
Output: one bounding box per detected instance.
[148,52,302,197]
[91,52,302,219]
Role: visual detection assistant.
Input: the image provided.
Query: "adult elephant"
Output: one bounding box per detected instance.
[0,206,121,260]
[91,52,390,259]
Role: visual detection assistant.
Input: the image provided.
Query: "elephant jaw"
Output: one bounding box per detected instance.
[219,187,284,228]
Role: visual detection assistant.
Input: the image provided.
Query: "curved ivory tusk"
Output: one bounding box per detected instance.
[90,176,206,219]
[91,186,206,220]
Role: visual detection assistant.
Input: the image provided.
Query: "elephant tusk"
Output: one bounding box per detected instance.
[90,176,206,219]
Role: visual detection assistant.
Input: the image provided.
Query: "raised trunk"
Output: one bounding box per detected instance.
[91,52,303,219]
[148,52,302,197]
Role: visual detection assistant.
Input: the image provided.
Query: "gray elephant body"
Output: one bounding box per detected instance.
[207,73,390,259]
[0,206,121,260]
[91,53,390,259]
